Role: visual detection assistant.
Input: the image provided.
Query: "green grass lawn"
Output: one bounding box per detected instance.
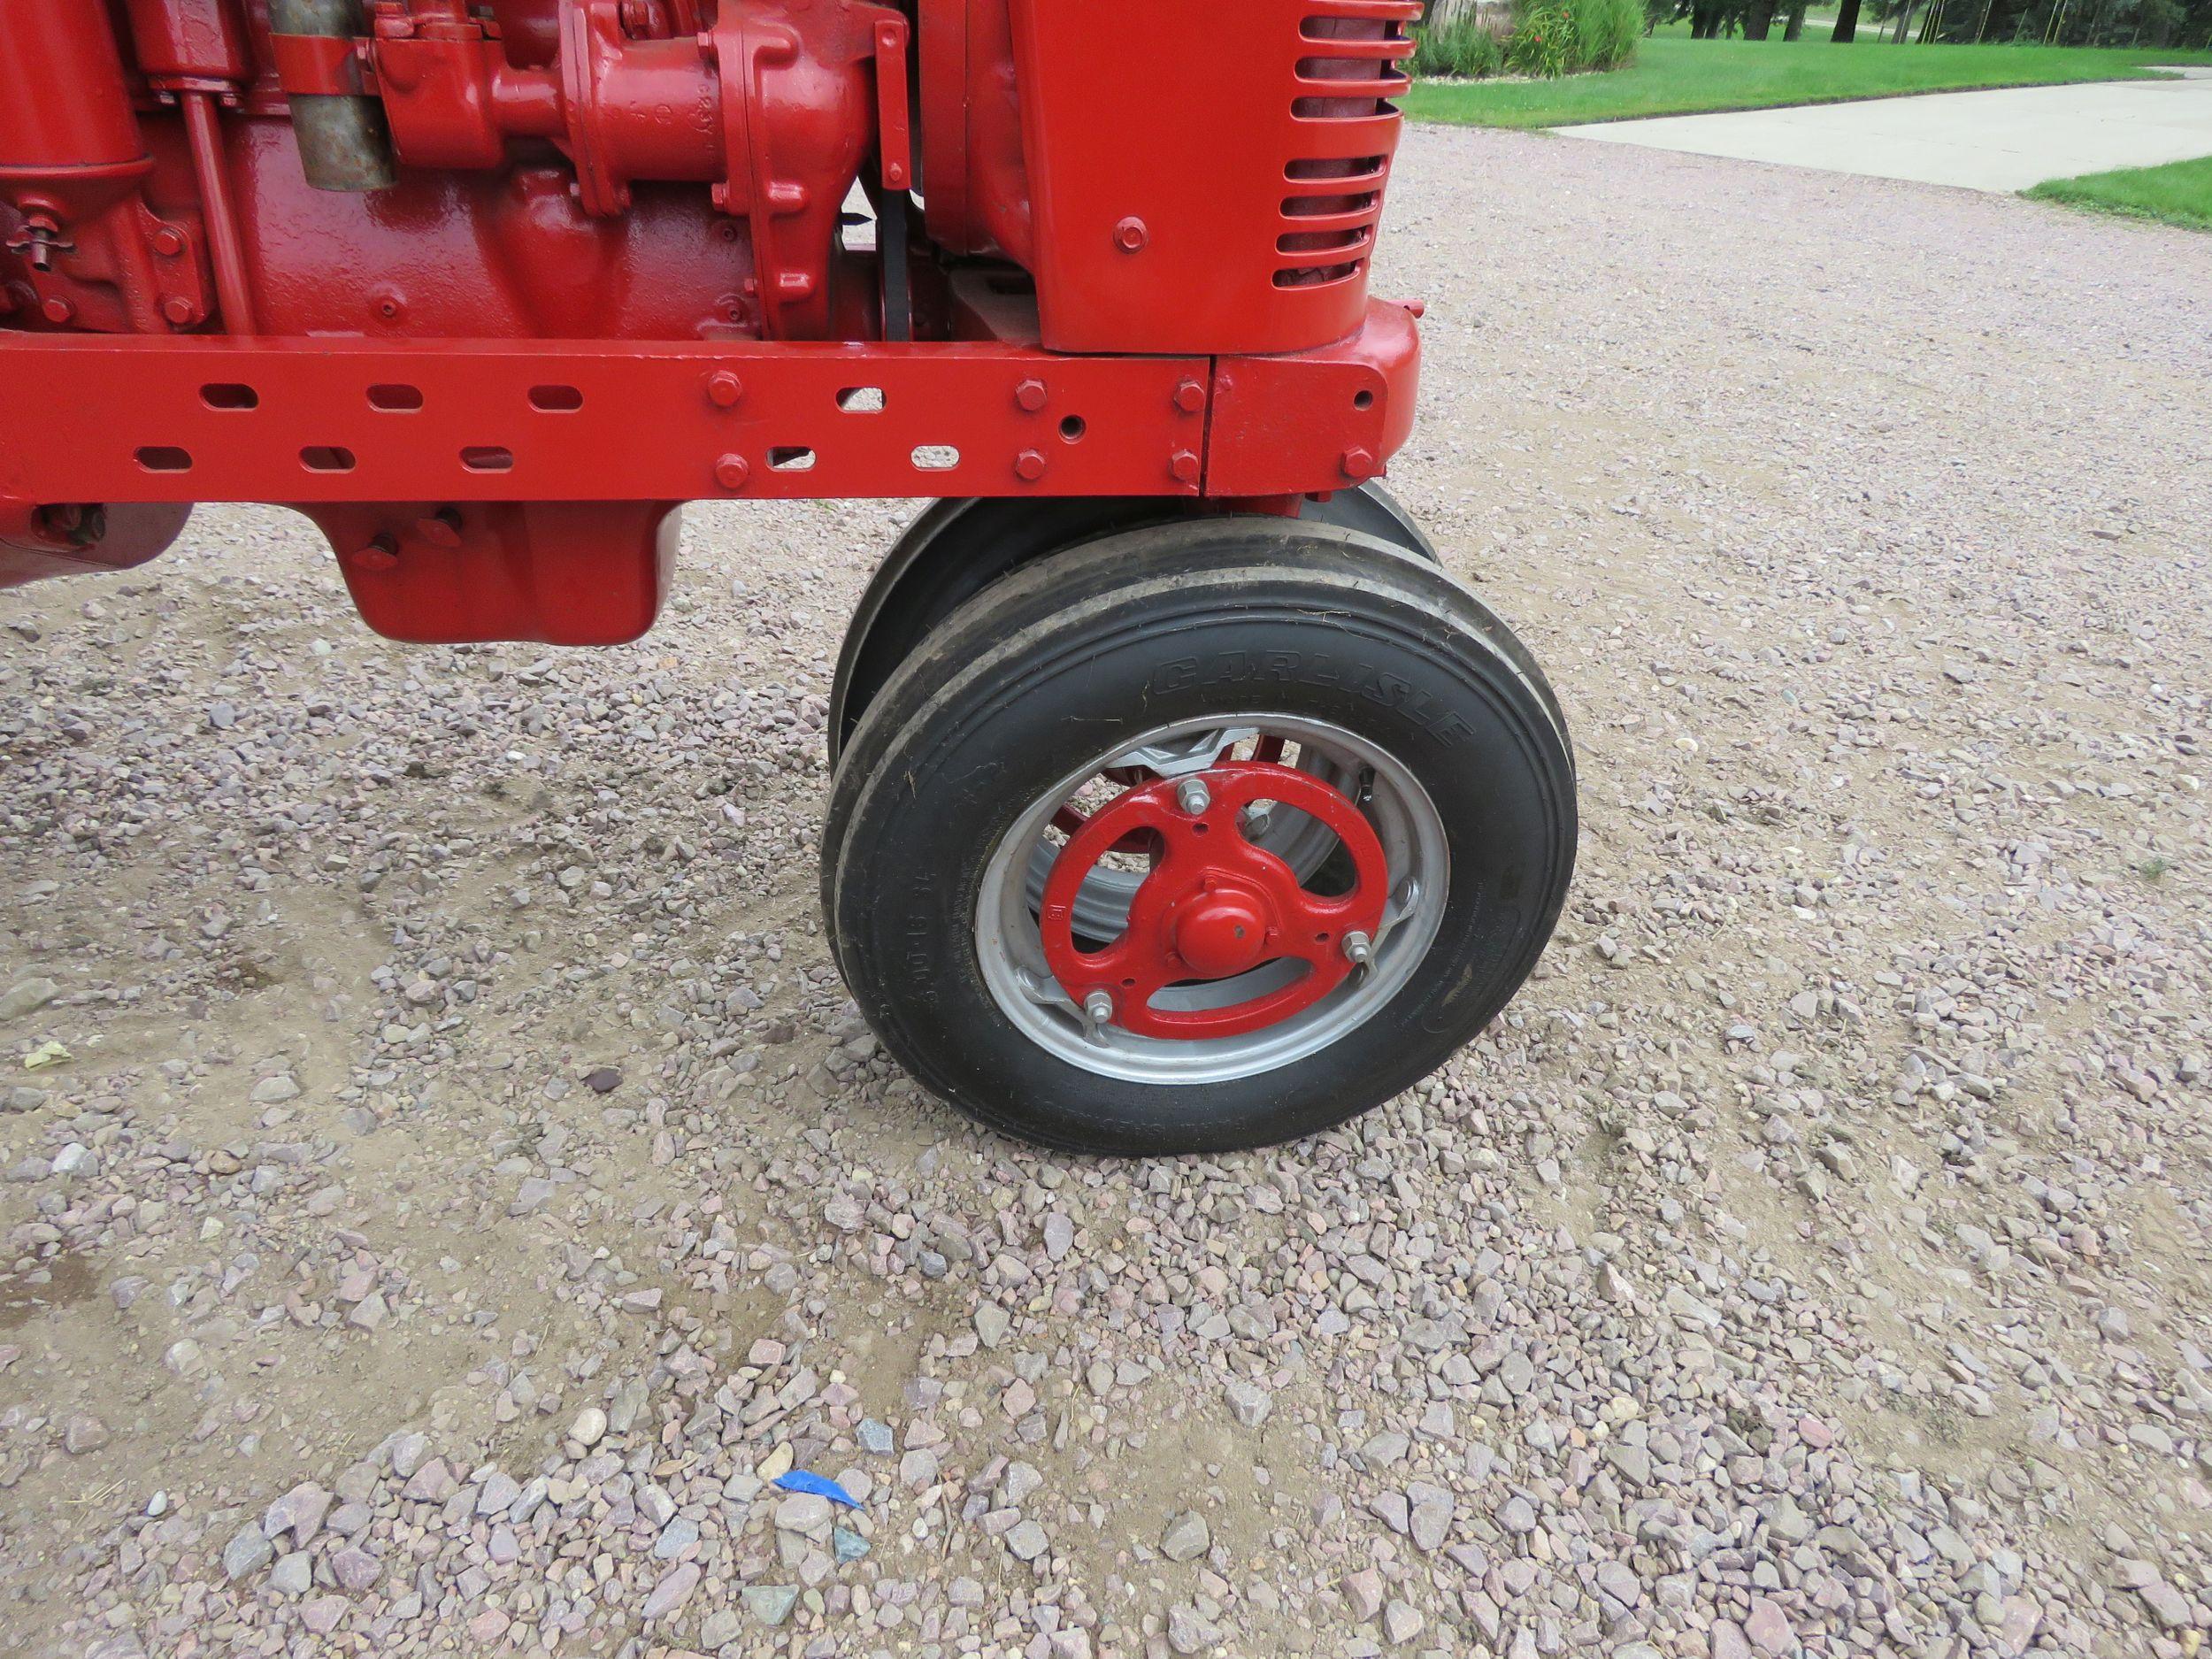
[1403,35,2212,128]
[2024,154,2212,230]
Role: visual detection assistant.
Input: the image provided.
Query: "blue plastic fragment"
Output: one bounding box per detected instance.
[772,1469,862,1509]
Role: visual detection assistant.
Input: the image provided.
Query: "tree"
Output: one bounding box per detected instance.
[1832,0,1863,35]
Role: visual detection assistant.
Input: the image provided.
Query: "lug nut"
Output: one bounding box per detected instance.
[1083,989,1114,1025]
[1341,930,1373,967]
[1176,778,1210,816]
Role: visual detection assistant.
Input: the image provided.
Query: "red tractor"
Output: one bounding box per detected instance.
[0,0,1575,1153]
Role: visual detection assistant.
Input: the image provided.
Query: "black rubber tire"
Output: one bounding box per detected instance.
[826,483,1440,764]
[823,519,1576,1156]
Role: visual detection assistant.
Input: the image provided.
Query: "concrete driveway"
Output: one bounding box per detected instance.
[1555,67,2212,190]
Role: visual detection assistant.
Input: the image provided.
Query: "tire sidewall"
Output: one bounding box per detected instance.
[833,563,1575,1155]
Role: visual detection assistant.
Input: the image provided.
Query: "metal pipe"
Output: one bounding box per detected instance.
[180,91,257,334]
[267,0,396,191]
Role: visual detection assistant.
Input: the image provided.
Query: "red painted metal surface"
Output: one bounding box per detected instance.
[0,500,194,581]
[123,0,254,85]
[1040,762,1388,1040]
[0,0,1426,641]
[304,497,678,644]
[0,334,1210,503]
[1207,298,1421,498]
[1007,0,1418,355]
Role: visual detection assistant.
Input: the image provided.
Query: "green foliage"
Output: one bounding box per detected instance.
[1404,35,2212,125]
[2027,155,2212,231]
[1411,0,1641,79]
[1570,0,1647,66]
[1409,12,1505,75]
[1507,0,1577,73]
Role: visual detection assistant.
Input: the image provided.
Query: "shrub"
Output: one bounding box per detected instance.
[1505,0,1574,73]
[1566,0,1643,68]
[1409,12,1505,77]
[1410,0,1639,79]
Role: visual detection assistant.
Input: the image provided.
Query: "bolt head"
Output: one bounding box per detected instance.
[150,225,187,257]
[1014,378,1048,413]
[713,453,749,490]
[705,370,744,408]
[1175,778,1211,816]
[1113,216,1148,252]
[1169,449,1201,487]
[1341,930,1373,967]
[1014,449,1048,482]
[161,296,196,326]
[1340,447,1378,481]
[350,536,400,573]
[1083,989,1115,1025]
[1173,380,1206,415]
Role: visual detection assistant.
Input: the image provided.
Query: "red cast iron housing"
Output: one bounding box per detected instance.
[0,0,1422,643]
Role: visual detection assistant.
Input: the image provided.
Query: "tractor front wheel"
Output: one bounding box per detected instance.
[822,518,1576,1156]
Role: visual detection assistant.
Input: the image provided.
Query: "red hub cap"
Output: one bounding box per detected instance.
[1039,761,1389,1040]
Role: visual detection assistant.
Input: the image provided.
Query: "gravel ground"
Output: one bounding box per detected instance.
[4,127,2212,1659]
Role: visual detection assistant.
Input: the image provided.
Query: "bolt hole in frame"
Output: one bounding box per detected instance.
[300,445,357,473]
[460,445,515,473]
[527,384,585,411]
[201,382,257,411]
[368,384,425,412]
[911,444,960,471]
[135,446,192,473]
[837,386,887,412]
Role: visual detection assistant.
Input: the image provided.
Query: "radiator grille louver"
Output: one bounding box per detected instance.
[1277,4,1417,290]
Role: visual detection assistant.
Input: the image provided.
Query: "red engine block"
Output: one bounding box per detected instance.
[0,0,1423,643]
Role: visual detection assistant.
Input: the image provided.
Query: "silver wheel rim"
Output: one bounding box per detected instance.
[974,713,1450,1086]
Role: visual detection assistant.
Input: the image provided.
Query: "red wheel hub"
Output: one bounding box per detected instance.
[1039,760,1389,1040]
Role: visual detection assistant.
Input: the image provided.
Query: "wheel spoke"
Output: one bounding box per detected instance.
[1035,755,1391,1041]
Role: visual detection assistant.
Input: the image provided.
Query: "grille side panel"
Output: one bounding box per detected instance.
[1008,0,1417,357]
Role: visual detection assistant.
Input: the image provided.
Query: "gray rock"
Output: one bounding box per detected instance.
[742,1584,799,1626]
[0,979,58,1021]
[1225,1377,1272,1427]
[222,1525,273,1580]
[268,1552,312,1596]
[1160,1509,1210,1562]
